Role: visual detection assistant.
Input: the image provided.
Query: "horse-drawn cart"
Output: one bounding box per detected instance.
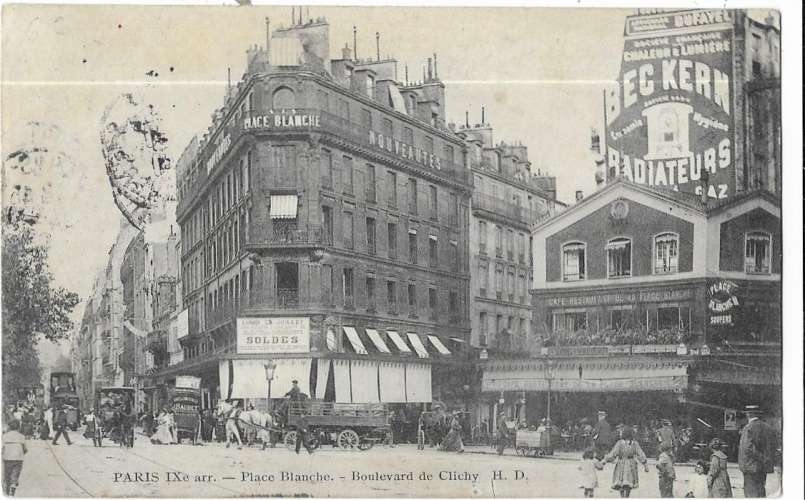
[94,387,136,447]
[170,376,201,444]
[282,401,389,451]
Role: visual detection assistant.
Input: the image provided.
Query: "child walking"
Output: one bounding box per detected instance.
[578,447,603,497]
[685,460,710,498]
[656,441,676,498]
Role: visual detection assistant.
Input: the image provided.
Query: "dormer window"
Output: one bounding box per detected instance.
[745,231,771,274]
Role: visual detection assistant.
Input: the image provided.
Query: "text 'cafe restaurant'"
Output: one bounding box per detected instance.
[215,316,452,407]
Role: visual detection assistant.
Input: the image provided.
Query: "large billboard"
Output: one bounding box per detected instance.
[607,9,735,199]
[236,317,310,354]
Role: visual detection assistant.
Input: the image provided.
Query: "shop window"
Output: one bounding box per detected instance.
[562,242,586,281]
[745,231,771,273]
[553,311,587,334]
[657,306,680,331]
[607,237,632,278]
[654,233,679,274]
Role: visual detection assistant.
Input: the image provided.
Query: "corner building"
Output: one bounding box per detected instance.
[173,18,472,411]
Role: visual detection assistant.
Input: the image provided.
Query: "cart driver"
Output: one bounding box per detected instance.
[285,380,302,401]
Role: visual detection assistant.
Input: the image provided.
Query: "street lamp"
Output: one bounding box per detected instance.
[545,359,555,449]
[264,361,277,411]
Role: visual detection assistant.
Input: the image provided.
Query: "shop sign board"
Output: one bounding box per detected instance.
[724,408,737,430]
[236,317,310,354]
[545,288,692,308]
[707,280,739,326]
[608,9,735,199]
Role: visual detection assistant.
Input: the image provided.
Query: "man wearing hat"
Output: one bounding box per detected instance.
[657,419,676,461]
[496,412,511,456]
[738,405,775,497]
[592,411,613,460]
[285,380,302,402]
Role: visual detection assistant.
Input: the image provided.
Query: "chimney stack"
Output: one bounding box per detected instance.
[405,64,408,83]
[575,191,584,203]
[465,111,469,128]
[481,106,485,124]
[342,43,351,60]
[353,26,357,61]
[427,57,432,81]
[433,53,438,79]
[265,18,270,54]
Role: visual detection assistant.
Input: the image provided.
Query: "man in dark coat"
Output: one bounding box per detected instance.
[657,419,676,460]
[285,380,302,401]
[738,405,775,497]
[593,410,613,460]
[50,404,72,445]
[294,416,314,454]
[496,412,511,455]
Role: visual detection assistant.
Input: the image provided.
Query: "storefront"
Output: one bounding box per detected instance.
[535,280,707,345]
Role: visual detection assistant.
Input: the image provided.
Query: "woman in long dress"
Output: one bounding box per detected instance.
[601,427,648,498]
[150,410,173,445]
[707,438,733,497]
[440,413,465,453]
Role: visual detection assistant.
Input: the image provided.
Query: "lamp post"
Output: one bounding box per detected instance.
[264,361,277,411]
[545,359,555,449]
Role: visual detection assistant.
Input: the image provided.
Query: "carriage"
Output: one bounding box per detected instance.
[170,376,201,444]
[50,372,80,431]
[514,426,560,457]
[281,401,389,451]
[94,387,136,447]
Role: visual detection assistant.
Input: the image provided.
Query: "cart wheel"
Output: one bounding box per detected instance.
[284,431,297,450]
[337,429,360,450]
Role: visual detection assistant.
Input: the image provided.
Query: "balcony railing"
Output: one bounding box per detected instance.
[472,192,546,226]
[247,225,331,248]
[178,107,471,219]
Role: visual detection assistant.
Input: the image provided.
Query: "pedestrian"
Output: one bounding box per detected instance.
[593,410,614,460]
[83,409,97,441]
[578,447,603,497]
[441,411,465,453]
[656,441,676,497]
[657,418,676,461]
[294,416,314,454]
[738,405,775,498]
[50,404,72,446]
[2,420,27,496]
[600,426,648,498]
[496,412,511,455]
[166,409,178,444]
[707,438,733,498]
[225,401,243,449]
[39,407,51,440]
[685,460,710,498]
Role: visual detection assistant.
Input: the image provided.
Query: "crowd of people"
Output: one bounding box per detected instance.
[543,326,691,347]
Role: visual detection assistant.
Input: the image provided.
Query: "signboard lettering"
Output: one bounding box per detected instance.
[237,317,310,354]
[708,280,739,326]
[369,131,442,170]
[243,112,320,130]
[609,15,735,199]
[545,288,692,308]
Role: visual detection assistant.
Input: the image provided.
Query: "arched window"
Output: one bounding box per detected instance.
[562,242,586,281]
[272,87,295,110]
[654,232,679,274]
[745,231,771,273]
[606,237,631,278]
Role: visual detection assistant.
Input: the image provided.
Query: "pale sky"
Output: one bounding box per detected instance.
[2,4,745,306]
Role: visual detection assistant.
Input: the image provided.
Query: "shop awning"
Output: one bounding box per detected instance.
[123,320,148,338]
[343,326,368,354]
[387,330,412,354]
[218,358,312,399]
[405,363,432,402]
[365,328,391,354]
[482,361,688,393]
[428,335,451,355]
[407,333,429,358]
[269,194,298,219]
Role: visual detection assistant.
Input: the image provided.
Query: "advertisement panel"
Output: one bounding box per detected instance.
[607,9,735,199]
[236,317,310,354]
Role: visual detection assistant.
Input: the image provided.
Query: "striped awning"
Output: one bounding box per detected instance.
[428,335,451,355]
[365,328,391,354]
[270,195,298,219]
[387,330,412,354]
[343,326,367,354]
[407,333,429,358]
